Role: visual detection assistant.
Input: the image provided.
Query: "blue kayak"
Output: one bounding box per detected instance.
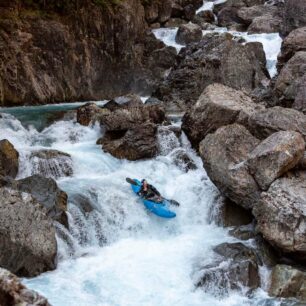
[129,179,176,219]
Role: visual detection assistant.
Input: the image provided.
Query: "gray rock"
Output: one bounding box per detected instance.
[16,175,68,227]
[175,23,202,44]
[229,223,255,240]
[247,131,305,190]
[269,265,306,301]
[248,14,282,34]
[253,171,306,258]
[237,5,278,26]
[182,83,263,147]
[0,267,51,305]
[0,187,57,277]
[170,148,197,172]
[0,139,19,178]
[293,74,306,114]
[199,124,261,210]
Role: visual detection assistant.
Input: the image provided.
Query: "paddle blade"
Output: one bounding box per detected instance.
[167,199,180,207]
[126,177,138,185]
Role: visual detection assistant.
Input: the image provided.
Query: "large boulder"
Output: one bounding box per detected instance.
[247,14,282,34]
[199,124,261,210]
[16,175,68,227]
[274,51,306,108]
[0,268,51,306]
[253,171,306,258]
[277,27,306,71]
[29,149,73,179]
[197,242,260,294]
[282,0,306,36]
[0,187,57,277]
[175,23,202,44]
[237,5,278,26]
[247,106,306,140]
[182,83,263,147]
[0,139,19,178]
[99,123,158,161]
[247,131,305,190]
[76,102,102,126]
[154,33,269,111]
[269,265,306,301]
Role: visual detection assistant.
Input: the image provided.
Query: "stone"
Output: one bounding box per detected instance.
[76,102,102,126]
[237,5,278,26]
[253,171,306,258]
[0,139,19,178]
[170,148,197,172]
[229,223,255,240]
[248,14,282,34]
[182,83,263,148]
[269,265,306,301]
[199,124,261,210]
[197,10,215,23]
[175,23,202,44]
[0,267,51,305]
[164,17,188,27]
[247,131,305,190]
[0,187,57,277]
[293,74,306,114]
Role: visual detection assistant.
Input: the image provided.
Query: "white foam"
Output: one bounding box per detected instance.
[152,28,185,53]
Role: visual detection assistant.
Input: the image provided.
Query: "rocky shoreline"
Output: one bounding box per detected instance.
[1,0,306,305]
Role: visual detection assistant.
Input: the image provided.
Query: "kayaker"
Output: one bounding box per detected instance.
[138,179,163,203]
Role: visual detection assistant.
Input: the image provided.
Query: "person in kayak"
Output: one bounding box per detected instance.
[138,179,163,203]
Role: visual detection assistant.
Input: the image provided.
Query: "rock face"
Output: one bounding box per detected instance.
[0,139,19,178]
[0,268,51,306]
[0,187,57,277]
[0,0,173,106]
[282,0,306,36]
[182,83,262,147]
[269,265,306,301]
[247,131,305,190]
[154,33,269,111]
[247,106,306,140]
[29,149,73,179]
[275,51,306,108]
[100,123,158,161]
[253,171,306,258]
[197,242,260,294]
[199,124,260,210]
[175,23,202,44]
[17,175,68,227]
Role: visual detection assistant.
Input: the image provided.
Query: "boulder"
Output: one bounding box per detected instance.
[217,6,246,29]
[169,148,197,171]
[253,171,306,258]
[154,33,269,111]
[269,265,306,301]
[247,131,305,190]
[16,175,68,227]
[29,149,73,179]
[293,74,306,114]
[247,106,306,140]
[164,18,188,27]
[182,83,263,148]
[197,10,215,24]
[277,27,306,71]
[0,268,51,306]
[282,0,306,36]
[229,223,255,240]
[199,124,261,210]
[197,242,260,294]
[175,23,202,44]
[107,94,143,109]
[274,51,306,107]
[0,187,57,277]
[100,123,158,161]
[237,5,278,26]
[0,139,19,178]
[248,14,282,34]
[76,102,102,126]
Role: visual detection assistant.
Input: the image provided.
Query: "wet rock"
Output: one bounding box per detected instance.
[277,27,306,71]
[0,187,57,277]
[197,242,260,294]
[16,175,68,227]
[183,4,196,21]
[217,6,246,29]
[254,235,278,268]
[247,131,305,190]
[154,33,269,111]
[229,223,255,240]
[199,124,261,210]
[149,46,178,71]
[197,10,215,24]
[253,171,306,258]
[108,94,143,108]
[274,51,306,108]
[182,83,263,148]
[70,193,97,214]
[100,123,158,161]
[76,102,102,126]
[157,125,181,155]
[175,23,202,44]
[29,149,73,179]
[247,106,306,140]
[0,267,51,305]
[164,17,188,27]
[282,0,306,36]
[145,97,162,105]
[170,148,197,171]
[0,139,19,178]
[269,265,306,301]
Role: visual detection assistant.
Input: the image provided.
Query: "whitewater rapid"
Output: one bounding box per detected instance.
[0,106,280,306]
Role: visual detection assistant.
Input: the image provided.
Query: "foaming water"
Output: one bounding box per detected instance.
[0,108,282,306]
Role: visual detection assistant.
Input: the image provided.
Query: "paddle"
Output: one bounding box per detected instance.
[125,177,180,207]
